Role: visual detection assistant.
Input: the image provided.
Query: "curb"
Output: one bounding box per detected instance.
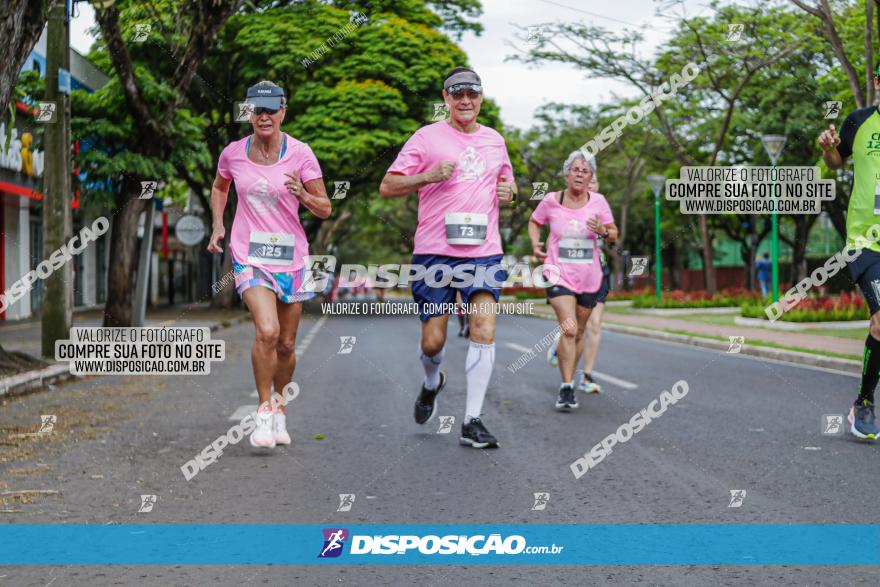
[208,313,252,333]
[631,307,741,316]
[734,316,869,331]
[528,308,861,374]
[0,363,73,398]
[0,313,253,399]
[601,323,861,374]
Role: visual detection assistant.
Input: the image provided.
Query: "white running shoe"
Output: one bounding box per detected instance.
[249,402,276,448]
[273,404,291,445]
[577,372,601,394]
[547,333,560,367]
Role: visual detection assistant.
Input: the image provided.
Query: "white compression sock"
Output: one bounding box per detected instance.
[420,347,445,390]
[465,341,495,421]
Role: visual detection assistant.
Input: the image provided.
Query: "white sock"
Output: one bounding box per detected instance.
[561,381,574,389]
[420,347,445,390]
[465,341,495,421]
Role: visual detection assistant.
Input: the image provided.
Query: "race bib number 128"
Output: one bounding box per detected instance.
[558,237,593,264]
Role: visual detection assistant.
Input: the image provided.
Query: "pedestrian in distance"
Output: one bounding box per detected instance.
[756,252,771,298]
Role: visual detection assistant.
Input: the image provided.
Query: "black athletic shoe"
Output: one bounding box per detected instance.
[555,385,578,410]
[460,417,499,448]
[849,398,880,440]
[414,371,446,425]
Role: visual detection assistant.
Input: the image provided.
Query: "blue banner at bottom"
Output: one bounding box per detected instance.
[1,525,878,565]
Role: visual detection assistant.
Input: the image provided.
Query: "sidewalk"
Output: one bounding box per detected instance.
[528,302,863,370]
[601,312,861,357]
[0,304,247,359]
[0,304,250,396]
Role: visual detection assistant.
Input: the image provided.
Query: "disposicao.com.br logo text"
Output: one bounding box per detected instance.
[318,529,563,557]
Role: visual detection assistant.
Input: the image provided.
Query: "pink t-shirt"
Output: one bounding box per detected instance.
[217,133,322,272]
[531,191,614,293]
[387,121,514,257]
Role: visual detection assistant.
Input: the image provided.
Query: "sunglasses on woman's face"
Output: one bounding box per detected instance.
[253,106,281,116]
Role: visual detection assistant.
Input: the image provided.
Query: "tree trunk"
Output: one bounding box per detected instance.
[788,216,817,285]
[743,242,757,291]
[792,0,866,107]
[671,239,684,289]
[102,180,148,326]
[0,0,59,115]
[699,215,716,293]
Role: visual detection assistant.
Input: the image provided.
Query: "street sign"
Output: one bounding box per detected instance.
[58,68,71,95]
[175,214,206,246]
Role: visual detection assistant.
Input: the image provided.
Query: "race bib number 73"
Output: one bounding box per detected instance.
[445,212,488,246]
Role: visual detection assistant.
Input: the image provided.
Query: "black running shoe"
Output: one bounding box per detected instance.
[555,385,578,411]
[459,417,499,448]
[849,399,880,440]
[414,371,446,425]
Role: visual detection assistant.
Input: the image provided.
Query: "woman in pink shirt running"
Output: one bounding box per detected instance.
[208,81,331,449]
[529,150,617,411]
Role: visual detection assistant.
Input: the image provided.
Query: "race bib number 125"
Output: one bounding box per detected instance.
[247,231,294,266]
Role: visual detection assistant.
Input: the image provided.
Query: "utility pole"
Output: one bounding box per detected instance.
[647,175,666,300]
[42,0,72,357]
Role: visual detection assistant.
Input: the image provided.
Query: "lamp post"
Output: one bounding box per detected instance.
[647,175,666,300]
[761,134,786,302]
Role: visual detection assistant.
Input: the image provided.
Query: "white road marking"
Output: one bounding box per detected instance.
[505,342,534,354]
[229,405,256,421]
[503,342,638,389]
[235,317,327,418]
[590,371,638,390]
[296,315,327,355]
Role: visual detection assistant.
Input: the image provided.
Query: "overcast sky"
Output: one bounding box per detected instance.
[68,0,709,131]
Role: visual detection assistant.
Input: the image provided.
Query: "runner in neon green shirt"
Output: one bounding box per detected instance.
[820,65,880,438]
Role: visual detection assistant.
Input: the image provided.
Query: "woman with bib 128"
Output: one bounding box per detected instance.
[529,150,617,411]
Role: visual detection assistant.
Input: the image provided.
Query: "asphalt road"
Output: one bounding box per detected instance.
[1,308,877,586]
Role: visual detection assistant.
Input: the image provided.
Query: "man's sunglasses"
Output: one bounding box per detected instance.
[450,90,482,101]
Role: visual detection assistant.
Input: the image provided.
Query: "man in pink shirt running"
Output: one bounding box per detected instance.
[379,67,516,448]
